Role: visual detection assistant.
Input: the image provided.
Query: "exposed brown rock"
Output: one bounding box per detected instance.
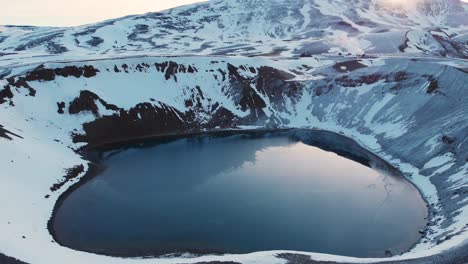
[54,66,83,78]
[25,66,56,81]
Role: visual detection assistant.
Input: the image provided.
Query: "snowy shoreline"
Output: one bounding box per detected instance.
[46,128,427,259]
[1,0,467,261]
[1,126,466,264]
[0,55,466,264]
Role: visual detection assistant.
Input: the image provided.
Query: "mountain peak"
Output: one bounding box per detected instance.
[0,0,466,67]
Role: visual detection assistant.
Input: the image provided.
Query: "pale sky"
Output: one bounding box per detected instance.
[0,0,467,27]
[0,0,205,27]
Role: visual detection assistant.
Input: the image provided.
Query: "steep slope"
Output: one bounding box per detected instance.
[0,0,467,264]
[0,0,467,67]
[0,55,467,264]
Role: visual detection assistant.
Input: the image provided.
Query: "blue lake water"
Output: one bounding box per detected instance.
[53,132,427,257]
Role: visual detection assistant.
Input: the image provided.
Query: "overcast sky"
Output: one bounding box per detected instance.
[1,0,467,27]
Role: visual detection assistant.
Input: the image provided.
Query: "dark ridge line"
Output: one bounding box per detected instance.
[0,124,22,140]
[0,253,27,264]
[278,243,468,264]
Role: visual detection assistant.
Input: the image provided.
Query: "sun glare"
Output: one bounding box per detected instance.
[377,0,415,8]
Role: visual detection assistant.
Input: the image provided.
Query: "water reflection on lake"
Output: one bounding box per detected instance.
[53,132,428,257]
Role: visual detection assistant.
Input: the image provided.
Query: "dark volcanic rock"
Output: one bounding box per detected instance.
[24,64,99,82]
[47,42,68,54]
[226,63,267,113]
[335,72,408,88]
[333,60,368,73]
[154,61,197,81]
[82,65,99,78]
[222,63,305,125]
[122,64,129,73]
[68,90,118,116]
[14,32,64,52]
[0,85,13,104]
[73,102,190,147]
[335,74,382,87]
[5,77,36,98]
[399,32,410,53]
[68,69,283,147]
[390,71,409,82]
[86,37,104,47]
[69,92,100,116]
[57,102,66,114]
[255,66,303,109]
[0,124,22,140]
[239,89,266,111]
[50,165,85,192]
[278,244,468,264]
[206,107,239,129]
[54,66,83,78]
[0,64,100,105]
[442,135,456,145]
[427,78,439,94]
[25,66,56,82]
[278,253,336,264]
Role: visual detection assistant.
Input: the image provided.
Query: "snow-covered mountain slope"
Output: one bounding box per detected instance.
[0,55,467,264]
[0,0,467,264]
[0,0,467,67]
